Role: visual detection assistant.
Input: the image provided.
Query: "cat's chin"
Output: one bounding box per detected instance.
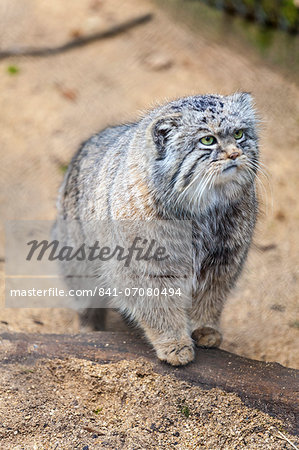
[222,164,238,175]
[182,187,235,213]
[214,166,250,191]
[179,179,247,213]
[218,164,243,182]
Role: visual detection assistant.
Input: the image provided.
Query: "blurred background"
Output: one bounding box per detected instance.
[0,0,298,368]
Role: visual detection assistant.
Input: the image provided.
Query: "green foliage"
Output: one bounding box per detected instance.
[202,0,299,30]
[7,65,20,75]
[156,0,299,82]
[255,27,274,52]
[177,399,191,418]
[243,0,256,8]
[281,0,298,27]
[93,407,103,415]
[181,405,190,418]
[59,164,68,174]
[19,367,36,374]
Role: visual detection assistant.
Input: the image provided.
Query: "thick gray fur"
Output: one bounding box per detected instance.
[54,93,259,366]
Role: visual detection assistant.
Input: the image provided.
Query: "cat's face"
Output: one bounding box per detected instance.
[151,93,259,210]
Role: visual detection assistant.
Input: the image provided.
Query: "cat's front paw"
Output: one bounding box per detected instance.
[156,339,194,366]
[192,326,222,348]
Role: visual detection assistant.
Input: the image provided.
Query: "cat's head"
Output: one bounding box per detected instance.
[148,93,259,213]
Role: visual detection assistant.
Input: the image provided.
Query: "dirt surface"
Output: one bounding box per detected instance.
[0,0,298,371]
[1,331,298,431]
[0,357,298,449]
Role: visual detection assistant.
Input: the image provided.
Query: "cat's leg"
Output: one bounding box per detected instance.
[142,322,194,366]
[189,288,224,348]
[79,308,107,331]
[67,275,108,331]
[127,299,194,366]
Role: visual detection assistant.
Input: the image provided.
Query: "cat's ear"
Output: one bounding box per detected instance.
[151,114,182,158]
[235,92,254,109]
[235,92,257,123]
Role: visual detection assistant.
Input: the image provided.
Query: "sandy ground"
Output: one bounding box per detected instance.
[0,0,298,372]
[0,357,298,449]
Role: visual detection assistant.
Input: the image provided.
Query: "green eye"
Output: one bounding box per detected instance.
[199,135,216,146]
[234,129,244,140]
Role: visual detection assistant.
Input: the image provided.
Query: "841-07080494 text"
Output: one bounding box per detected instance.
[8,286,182,298]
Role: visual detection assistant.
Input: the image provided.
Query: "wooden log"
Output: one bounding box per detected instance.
[0,331,298,434]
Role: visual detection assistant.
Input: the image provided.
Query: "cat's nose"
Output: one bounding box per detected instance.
[228,150,241,160]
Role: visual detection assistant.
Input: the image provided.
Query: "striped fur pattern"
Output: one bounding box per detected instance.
[55,93,259,366]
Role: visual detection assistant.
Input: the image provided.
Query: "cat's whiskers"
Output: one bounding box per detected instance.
[174,167,207,212]
[194,168,215,210]
[245,162,273,215]
[171,153,267,217]
[246,160,271,201]
[187,172,209,212]
[249,160,270,181]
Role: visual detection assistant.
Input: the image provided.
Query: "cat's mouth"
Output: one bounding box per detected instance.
[222,163,238,173]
